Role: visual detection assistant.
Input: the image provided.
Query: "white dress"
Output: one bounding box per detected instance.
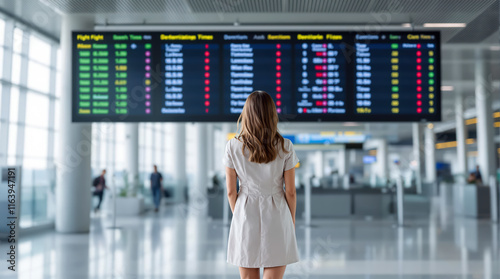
[223,137,300,268]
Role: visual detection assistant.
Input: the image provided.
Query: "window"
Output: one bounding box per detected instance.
[24,126,49,163]
[29,34,51,65]
[0,18,5,46]
[0,47,3,78]
[12,27,23,53]
[9,86,19,123]
[0,19,58,229]
[7,123,17,164]
[25,92,50,128]
[11,53,21,84]
[27,62,50,93]
[0,84,2,118]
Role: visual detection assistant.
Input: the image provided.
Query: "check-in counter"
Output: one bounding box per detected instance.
[207,187,231,219]
[453,184,491,218]
[352,188,394,217]
[310,188,351,217]
[207,185,430,219]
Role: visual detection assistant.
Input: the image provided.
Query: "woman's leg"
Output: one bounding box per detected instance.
[263,265,286,279]
[238,267,260,279]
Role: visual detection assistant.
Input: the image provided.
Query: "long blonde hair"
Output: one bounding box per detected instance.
[236,90,288,164]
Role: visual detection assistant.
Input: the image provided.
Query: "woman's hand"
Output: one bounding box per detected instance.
[226,167,238,213]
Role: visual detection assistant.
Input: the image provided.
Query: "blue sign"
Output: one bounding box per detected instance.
[285,133,367,144]
[363,156,377,164]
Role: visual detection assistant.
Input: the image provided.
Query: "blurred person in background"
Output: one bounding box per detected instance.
[150,165,164,212]
[92,169,109,213]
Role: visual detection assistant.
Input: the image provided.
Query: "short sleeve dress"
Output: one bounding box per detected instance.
[222,137,300,268]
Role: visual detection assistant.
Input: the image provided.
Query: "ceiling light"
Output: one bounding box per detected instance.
[490,45,500,51]
[423,23,466,28]
[401,23,412,28]
[441,86,454,91]
[343,122,358,127]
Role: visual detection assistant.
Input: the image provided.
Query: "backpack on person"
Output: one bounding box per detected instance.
[92,177,99,187]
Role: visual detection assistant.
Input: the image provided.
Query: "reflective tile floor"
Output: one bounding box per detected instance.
[1,196,499,278]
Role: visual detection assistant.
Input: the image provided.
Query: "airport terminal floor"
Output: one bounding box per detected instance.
[1,189,499,279]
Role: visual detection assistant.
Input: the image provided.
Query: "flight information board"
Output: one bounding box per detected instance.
[72,31,441,122]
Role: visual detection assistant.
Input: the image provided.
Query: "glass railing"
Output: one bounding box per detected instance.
[20,167,56,228]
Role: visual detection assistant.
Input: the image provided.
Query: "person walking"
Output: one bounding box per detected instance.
[474,165,483,185]
[150,165,163,212]
[92,169,109,213]
[223,90,300,279]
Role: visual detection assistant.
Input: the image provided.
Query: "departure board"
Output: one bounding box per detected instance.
[72,31,441,122]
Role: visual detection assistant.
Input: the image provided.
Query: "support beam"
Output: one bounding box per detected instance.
[314,150,324,178]
[474,49,497,221]
[172,123,186,202]
[55,15,93,233]
[455,93,468,182]
[377,139,388,184]
[475,49,495,183]
[192,123,208,203]
[125,124,139,195]
[424,125,436,183]
[412,123,424,193]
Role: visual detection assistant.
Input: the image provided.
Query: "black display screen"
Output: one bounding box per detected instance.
[72,31,441,122]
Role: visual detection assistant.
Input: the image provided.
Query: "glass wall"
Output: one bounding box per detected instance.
[0,12,204,223]
[88,122,178,210]
[0,15,58,228]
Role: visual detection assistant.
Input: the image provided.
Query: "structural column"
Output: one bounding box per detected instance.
[338,148,349,188]
[453,49,468,182]
[475,49,495,182]
[474,49,497,221]
[455,93,468,182]
[314,150,324,178]
[412,123,424,193]
[424,124,436,183]
[219,123,231,173]
[193,123,208,201]
[338,148,348,176]
[206,123,214,177]
[172,123,186,202]
[55,15,93,233]
[161,124,167,171]
[125,124,139,195]
[377,139,388,184]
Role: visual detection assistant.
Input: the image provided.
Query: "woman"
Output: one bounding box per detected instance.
[223,90,300,279]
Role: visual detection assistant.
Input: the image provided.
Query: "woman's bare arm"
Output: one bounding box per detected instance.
[284,168,297,226]
[225,166,238,213]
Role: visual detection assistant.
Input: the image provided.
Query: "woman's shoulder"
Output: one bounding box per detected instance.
[230,136,242,143]
[227,137,243,147]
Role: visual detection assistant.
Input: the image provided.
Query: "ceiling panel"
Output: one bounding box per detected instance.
[0,0,61,41]
[448,1,499,43]
[37,0,498,44]
[39,0,192,13]
[187,0,282,13]
[287,0,372,13]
